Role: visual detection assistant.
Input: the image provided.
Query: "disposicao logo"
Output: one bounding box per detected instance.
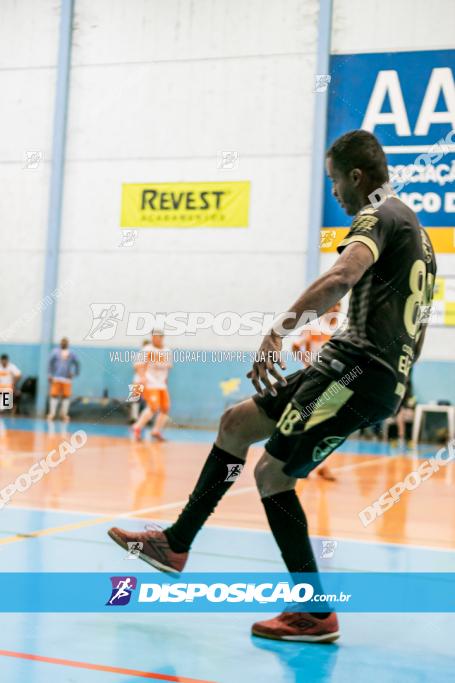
[106,576,137,606]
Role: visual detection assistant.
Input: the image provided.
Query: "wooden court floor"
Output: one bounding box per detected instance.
[1,421,454,550]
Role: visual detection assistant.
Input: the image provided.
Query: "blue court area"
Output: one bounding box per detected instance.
[0,503,454,683]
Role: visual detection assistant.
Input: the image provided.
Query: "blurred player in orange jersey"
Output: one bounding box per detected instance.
[47,338,80,422]
[132,330,172,442]
[129,339,149,423]
[292,303,343,481]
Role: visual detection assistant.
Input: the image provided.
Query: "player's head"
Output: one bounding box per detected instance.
[326,130,389,215]
[60,337,69,349]
[328,302,341,313]
[151,329,164,348]
[0,354,8,367]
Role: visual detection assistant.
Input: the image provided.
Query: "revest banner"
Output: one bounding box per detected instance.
[322,49,455,254]
[121,181,250,228]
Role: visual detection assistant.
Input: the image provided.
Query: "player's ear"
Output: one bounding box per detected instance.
[350,168,362,186]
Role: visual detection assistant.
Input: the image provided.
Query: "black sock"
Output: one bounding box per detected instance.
[164,444,244,553]
[261,490,330,618]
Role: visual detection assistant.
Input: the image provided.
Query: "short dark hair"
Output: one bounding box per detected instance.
[327,130,389,185]
[1,354,8,361]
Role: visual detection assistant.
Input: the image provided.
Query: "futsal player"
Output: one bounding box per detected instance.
[132,330,172,442]
[129,339,149,423]
[47,338,80,421]
[108,130,436,642]
[0,354,21,412]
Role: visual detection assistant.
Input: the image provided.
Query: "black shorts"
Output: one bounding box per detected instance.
[253,366,392,478]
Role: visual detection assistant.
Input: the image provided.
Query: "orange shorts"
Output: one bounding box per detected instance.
[143,387,170,413]
[50,380,72,398]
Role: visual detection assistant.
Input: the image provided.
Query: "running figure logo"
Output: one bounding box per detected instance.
[85,304,125,341]
[127,384,144,403]
[314,74,331,93]
[126,542,143,559]
[319,229,337,248]
[225,463,244,482]
[217,150,239,169]
[320,540,338,559]
[118,230,138,248]
[106,576,137,605]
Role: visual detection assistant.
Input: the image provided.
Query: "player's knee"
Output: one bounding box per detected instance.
[254,454,295,498]
[253,457,268,488]
[218,404,248,444]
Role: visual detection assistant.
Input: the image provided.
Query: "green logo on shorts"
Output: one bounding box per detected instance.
[312,436,345,462]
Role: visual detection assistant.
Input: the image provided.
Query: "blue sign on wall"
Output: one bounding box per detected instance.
[324,49,455,230]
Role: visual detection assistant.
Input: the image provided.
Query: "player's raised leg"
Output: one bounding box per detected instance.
[108,398,276,573]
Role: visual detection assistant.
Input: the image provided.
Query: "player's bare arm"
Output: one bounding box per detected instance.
[248,240,374,396]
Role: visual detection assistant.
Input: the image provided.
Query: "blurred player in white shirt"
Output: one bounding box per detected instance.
[132,330,172,441]
[0,354,21,411]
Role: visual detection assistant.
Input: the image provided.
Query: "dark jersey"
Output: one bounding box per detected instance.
[314,196,437,411]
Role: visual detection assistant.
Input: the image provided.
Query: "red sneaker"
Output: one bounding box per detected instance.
[107,527,188,575]
[252,611,339,643]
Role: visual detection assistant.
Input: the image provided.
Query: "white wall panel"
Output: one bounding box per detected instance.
[0,1,59,344]
[0,254,47,343]
[0,69,55,161]
[72,0,318,64]
[332,0,455,53]
[58,0,318,350]
[0,0,59,68]
[55,250,306,350]
[66,55,315,160]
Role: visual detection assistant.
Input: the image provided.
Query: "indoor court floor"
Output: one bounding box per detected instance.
[0,417,454,683]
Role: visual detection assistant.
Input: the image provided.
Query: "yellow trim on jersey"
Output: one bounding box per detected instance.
[303,382,354,431]
[338,235,379,262]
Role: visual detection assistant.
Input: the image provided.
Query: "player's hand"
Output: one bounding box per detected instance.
[247,331,287,396]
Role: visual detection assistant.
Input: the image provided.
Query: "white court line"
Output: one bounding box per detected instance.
[205,525,455,554]
[5,504,113,517]
[5,504,454,554]
[5,486,257,522]
[5,501,455,554]
[329,455,399,474]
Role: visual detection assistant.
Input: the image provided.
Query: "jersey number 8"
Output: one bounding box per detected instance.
[404,259,435,339]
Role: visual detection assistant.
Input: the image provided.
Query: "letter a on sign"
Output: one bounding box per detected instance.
[362,71,411,136]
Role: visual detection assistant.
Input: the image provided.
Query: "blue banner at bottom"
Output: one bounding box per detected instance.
[2,572,455,612]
